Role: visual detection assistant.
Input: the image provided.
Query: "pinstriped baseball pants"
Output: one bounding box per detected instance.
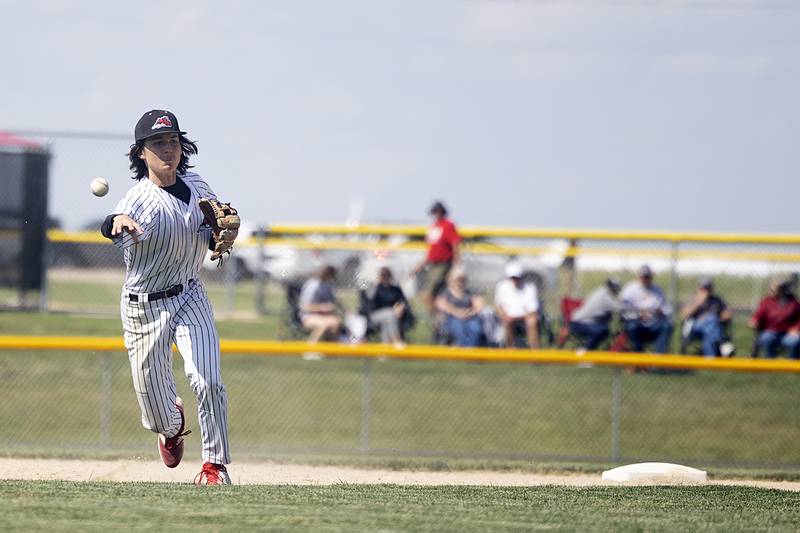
[121,279,230,465]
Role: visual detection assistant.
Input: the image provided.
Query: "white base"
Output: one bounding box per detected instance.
[602,462,708,484]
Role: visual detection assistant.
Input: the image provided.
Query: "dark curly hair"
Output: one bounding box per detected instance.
[127,135,198,180]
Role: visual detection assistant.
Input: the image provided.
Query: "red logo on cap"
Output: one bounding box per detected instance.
[152,115,173,130]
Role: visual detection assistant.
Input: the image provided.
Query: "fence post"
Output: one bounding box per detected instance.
[611,367,621,463]
[100,352,113,446]
[38,236,50,312]
[669,240,680,351]
[254,226,268,315]
[224,253,237,315]
[669,240,679,311]
[360,357,372,453]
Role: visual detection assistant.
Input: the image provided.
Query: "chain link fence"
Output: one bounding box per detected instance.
[1,350,798,469]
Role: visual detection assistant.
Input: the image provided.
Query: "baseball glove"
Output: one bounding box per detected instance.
[198,198,240,263]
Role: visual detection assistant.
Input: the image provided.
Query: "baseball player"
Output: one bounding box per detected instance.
[100,110,236,485]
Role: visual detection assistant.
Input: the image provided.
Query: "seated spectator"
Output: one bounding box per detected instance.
[494,261,540,348]
[365,267,413,347]
[680,278,732,357]
[748,276,800,359]
[620,265,674,354]
[435,267,485,347]
[569,278,622,350]
[299,265,343,343]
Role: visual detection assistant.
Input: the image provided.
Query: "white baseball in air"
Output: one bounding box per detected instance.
[90,177,109,197]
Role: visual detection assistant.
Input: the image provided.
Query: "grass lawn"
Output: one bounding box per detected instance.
[0,309,288,339]
[0,278,439,344]
[1,481,799,532]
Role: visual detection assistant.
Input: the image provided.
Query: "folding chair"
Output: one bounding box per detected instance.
[556,297,584,348]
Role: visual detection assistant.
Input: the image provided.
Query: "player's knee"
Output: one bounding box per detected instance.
[190,375,225,398]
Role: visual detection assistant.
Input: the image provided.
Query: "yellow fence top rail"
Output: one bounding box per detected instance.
[48,226,800,245]
[266,224,800,245]
[234,237,800,263]
[2,335,799,374]
[47,230,107,244]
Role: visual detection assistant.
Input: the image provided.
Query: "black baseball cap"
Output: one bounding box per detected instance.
[606,277,621,293]
[134,110,187,142]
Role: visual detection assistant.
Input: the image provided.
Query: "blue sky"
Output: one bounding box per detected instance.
[2,0,798,232]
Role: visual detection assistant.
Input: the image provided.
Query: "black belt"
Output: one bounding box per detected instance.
[129,283,183,303]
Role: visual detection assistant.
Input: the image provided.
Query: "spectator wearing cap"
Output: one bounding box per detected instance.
[494,261,540,348]
[568,278,622,350]
[413,201,462,320]
[680,278,732,357]
[620,265,674,354]
[435,266,485,347]
[748,275,800,358]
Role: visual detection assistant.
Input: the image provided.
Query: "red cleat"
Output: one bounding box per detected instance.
[194,462,232,485]
[158,397,191,468]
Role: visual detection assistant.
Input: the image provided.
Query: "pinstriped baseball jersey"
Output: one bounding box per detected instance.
[112,171,216,293]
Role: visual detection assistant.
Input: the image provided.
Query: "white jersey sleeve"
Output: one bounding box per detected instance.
[111,182,159,251]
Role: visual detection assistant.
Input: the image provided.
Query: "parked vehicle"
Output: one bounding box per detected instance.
[205,223,374,285]
[356,237,562,298]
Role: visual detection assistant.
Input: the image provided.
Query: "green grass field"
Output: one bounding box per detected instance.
[1,481,799,532]
[2,274,439,344]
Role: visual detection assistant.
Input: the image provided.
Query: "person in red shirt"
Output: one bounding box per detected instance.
[413,201,462,319]
[748,276,800,358]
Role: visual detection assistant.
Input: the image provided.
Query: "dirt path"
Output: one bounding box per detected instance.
[1,458,798,491]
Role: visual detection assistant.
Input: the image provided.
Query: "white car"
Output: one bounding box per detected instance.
[204,224,372,284]
[355,237,563,298]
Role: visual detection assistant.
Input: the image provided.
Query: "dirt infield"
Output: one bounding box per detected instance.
[1,458,799,491]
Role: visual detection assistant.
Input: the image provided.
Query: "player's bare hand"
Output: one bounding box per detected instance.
[112,215,143,244]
